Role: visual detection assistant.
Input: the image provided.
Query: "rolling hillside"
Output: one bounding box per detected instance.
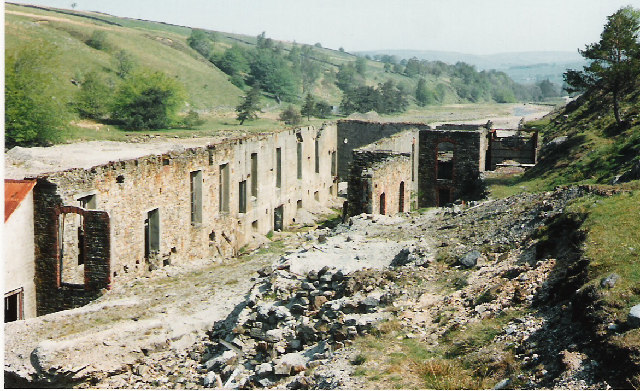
[5,2,559,147]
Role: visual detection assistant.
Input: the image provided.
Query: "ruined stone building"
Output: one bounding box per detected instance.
[4,120,537,317]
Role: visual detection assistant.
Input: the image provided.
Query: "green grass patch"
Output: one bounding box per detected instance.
[568,189,640,318]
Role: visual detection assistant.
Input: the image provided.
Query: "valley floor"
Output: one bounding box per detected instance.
[6,184,637,389]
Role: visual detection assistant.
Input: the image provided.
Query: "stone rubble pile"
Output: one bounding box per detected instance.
[194,262,407,389]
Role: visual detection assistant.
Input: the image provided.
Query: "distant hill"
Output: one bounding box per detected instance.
[356,50,588,86]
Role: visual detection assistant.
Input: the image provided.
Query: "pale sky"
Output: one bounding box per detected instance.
[8,0,640,54]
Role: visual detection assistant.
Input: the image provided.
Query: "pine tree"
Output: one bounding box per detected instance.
[236,85,262,125]
[564,6,640,128]
[301,93,315,120]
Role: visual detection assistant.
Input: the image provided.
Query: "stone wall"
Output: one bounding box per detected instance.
[418,129,488,207]
[347,151,412,216]
[488,130,538,170]
[33,182,111,315]
[32,124,337,314]
[336,120,429,180]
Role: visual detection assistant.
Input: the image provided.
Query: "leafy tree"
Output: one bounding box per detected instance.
[537,79,560,99]
[564,6,640,128]
[5,41,67,147]
[236,84,262,125]
[299,46,320,93]
[279,105,302,125]
[215,44,250,76]
[75,72,112,119]
[301,93,316,120]
[111,70,186,130]
[180,110,205,128]
[404,57,422,77]
[187,29,214,58]
[336,63,358,91]
[229,74,246,89]
[115,50,135,79]
[288,43,301,62]
[340,80,408,115]
[314,100,333,118]
[379,80,408,113]
[86,30,108,50]
[355,56,367,76]
[416,78,435,106]
[256,31,274,49]
[249,49,298,102]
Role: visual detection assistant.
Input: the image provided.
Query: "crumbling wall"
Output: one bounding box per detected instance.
[33,180,111,315]
[488,130,538,170]
[418,129,488,207]
[336,120,429,180]
[347,151,411,216]
[33,124,337,312]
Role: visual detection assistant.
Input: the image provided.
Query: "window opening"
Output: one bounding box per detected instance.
[59,212,85,285]
[276,148,282,189]
[251,153,258,198]
[436,142,454,180]
[297,142,302,179]
[145,208,160,260]
[4,289,23,323]
[274,205,284,231]
[78,194,96,210]
[314,139,319,173]
[219,163,229,213]
[190,170,203,224]
[238,180,247,213]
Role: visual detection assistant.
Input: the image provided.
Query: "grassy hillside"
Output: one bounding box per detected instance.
[488,89,640,197]
[6,2,553,146]
[5,3,243,110]
[485,76,640,384]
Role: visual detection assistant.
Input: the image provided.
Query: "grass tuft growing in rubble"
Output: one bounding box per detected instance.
[349,309,526,389]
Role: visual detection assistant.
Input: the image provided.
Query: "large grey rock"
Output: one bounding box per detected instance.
[494,378,511,390]
[204,350,237,371]
[272,306,291,320]
[255,363,273,377]
[459,250,481,268]
[362,292,382,307]
[203,371,222,388]
[628,304,640,328]
[600,273,620,289]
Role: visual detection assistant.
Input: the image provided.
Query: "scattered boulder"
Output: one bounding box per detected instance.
[255,363,273,377]
[494,378,511,390]
[459,250,482,268]
[600,273,620,289]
